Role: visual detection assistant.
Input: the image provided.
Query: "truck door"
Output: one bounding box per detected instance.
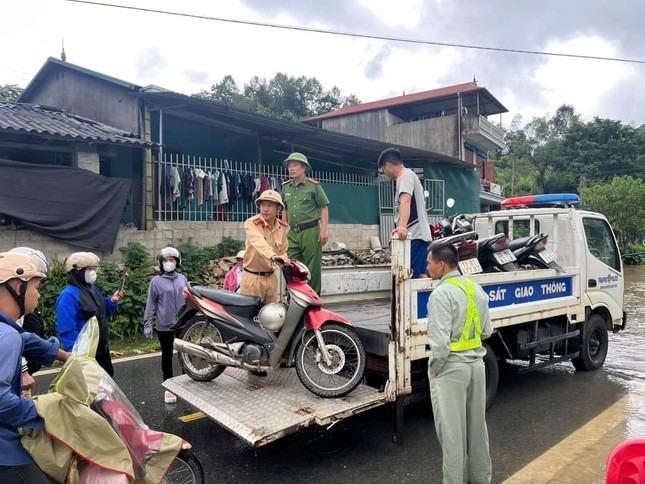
[582,216,624,322]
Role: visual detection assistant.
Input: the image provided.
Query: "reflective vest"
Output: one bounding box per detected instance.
[442,277,483,352]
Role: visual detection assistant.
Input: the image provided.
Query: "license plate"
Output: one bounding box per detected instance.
[459,258,483,275]
[539,248,557,264]
[493,249,516,265]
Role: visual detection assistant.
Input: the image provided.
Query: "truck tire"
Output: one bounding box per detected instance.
[484,343,499,410]
[572,314,608,371]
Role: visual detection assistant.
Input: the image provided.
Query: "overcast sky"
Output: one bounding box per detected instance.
[2,0,644,126]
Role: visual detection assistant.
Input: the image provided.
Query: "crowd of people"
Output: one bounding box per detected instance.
[0,149,492,484]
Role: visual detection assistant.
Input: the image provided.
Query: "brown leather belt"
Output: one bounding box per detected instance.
[244,268,274,277]
[290,219,320,233]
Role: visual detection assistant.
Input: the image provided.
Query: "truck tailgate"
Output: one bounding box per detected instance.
[163,368,388,447]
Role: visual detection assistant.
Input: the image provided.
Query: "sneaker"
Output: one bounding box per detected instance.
[164,391,177,404]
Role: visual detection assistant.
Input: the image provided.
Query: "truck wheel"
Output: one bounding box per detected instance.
[177,316,226,381]
[572,314,608,371]
[484,343,499,410]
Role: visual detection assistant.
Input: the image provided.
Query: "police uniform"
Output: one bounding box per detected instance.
[427,270,493,484]
[282,175,329,295]
[241,213,288,304]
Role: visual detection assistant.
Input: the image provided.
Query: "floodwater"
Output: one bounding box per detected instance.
[605,265,645,437]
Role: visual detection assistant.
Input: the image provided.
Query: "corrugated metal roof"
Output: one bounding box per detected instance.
[20,57,140,102]
[0,102,152,147]
[306,81,507,121]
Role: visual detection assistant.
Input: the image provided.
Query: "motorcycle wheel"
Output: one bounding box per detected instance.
[163,449,204,484]
[177,316,226,382]
[295,323,366,398]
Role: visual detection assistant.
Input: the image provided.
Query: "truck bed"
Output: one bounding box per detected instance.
[164,369,388,447]
[331,300,392,357]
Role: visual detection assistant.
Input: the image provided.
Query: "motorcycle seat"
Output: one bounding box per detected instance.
[508,237,530,251]
[478,233,505,250]
[192,286,262,307]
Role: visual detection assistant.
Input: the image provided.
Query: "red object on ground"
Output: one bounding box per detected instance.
[606,439,645,484]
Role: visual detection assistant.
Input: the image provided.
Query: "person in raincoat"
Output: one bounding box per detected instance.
[56,252,125,376]
[143,247,187,404]
[0,251,69,483]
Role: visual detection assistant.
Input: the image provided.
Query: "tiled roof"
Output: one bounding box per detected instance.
[0,102,152,146]
[307,81,506,121]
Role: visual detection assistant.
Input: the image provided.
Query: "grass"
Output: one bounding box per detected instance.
[110,335,161,358]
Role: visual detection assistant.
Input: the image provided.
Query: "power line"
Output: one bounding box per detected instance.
[64,0,645,65]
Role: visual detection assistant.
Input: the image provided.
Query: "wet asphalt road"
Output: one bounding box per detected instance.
[33,266,645,484]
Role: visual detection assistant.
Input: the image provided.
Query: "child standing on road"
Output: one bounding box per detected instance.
[143,247,187,404]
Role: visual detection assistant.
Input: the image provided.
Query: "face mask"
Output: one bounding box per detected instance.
[84,269,97,285]
[163,261,176,273]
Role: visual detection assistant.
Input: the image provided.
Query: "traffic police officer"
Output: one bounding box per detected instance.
[241,190,289,303]
[426,243,493,484]
[281,152,329,295]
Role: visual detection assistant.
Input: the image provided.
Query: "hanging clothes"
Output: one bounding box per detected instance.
[218,171,229,205]
[183,169,195,203]
[211,170,220,204]
[259,176,270,194]
[172,167,181,201]
[253,177,261,197]
[194,168,206,206]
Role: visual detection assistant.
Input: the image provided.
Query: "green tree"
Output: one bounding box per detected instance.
[580,176,645,246]
[0,84,24,102]
[194,73,359,121]
[560,117,645,183]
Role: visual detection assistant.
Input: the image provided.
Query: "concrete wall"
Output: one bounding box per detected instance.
[24,68,140,134]
[320,109,402,141]
[385,115,459,157]
[0,223,380,263]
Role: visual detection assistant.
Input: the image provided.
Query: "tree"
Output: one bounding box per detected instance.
[580,176,645,246]
[498,105,579,193]
[560,117,645,183]
[0,84,24,102]
[194,73,359,121]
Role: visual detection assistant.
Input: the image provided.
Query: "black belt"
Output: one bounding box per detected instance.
[290,219,320,233]
[244,268,274,277]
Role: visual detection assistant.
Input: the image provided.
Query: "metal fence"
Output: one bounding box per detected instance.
[377,177,445,245]
[153,153,375,222]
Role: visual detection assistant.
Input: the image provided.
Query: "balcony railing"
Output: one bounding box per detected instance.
[478,115,505,146]
[480,178,504,196]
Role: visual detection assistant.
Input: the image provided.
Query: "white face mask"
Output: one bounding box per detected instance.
[84,269,97,285]
[163,261,176,273]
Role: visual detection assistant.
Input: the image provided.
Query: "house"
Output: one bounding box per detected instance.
[306,81,508,211]
[4,57,489,259]
[0,102,154,257]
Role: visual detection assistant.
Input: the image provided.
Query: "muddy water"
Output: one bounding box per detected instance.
[604,265,645,437]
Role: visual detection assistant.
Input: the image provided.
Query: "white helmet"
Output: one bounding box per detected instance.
[8,247,48,275]
[158,246,181,266]
[235,250,246,260]
[0,252,46,317]
[257,303,287,331]
[65,252,100,273]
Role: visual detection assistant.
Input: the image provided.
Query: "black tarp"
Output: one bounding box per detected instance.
[0,159,131,251]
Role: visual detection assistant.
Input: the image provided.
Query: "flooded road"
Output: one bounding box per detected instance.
[32,266,645,483]
[605,265,645,437]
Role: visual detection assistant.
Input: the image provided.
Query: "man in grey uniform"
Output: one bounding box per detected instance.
[378,148,432,278]
[427,243,493,484]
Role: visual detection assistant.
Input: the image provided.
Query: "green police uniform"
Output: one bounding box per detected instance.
[282,177,329,294]
[427,271,493,484]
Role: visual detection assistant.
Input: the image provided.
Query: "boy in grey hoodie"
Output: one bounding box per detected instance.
[143,247,187,403]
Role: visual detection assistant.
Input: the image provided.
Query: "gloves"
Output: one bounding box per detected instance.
[144,321,153,339]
